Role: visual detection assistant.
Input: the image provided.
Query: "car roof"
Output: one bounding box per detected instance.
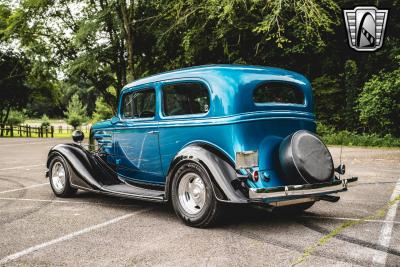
[120,64,313,115]
[122,64,307,91]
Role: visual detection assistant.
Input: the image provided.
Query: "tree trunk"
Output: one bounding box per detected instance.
[117,0,135,80]
[1,105,11,125]
[98,0,128,112]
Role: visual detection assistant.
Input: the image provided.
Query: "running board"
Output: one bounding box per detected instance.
[102,184,165,202]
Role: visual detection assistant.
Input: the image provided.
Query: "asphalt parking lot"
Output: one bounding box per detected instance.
[0,138,399,266]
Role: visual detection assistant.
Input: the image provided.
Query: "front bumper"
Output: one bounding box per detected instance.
[249,177,358,203]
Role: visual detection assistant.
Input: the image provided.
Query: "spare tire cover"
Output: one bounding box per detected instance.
[279,130,334,184]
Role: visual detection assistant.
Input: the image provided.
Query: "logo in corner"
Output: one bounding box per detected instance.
[343,6,388,51]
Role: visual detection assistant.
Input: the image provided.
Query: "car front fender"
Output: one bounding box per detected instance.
[46,144,117,190]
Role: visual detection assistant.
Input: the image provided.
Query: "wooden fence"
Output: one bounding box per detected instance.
[0,124,54,138]
[56,125,91,134]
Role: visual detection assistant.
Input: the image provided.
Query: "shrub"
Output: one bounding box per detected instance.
[41,114,50,127]
[317,123,400,147]
[316,122,335,136]
[7,110,26,125]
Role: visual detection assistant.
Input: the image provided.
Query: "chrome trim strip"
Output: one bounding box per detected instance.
[249,177,358,199]
[157,116,315,129]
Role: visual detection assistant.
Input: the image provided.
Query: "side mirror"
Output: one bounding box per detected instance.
[72,130,84,143]
[111,116,120,124]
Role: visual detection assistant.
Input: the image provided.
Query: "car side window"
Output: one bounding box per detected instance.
[122,88,155,119]
[253,82,304,104]
[162,82,210,116]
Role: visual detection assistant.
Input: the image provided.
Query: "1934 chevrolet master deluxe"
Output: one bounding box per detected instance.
[46,65,357,227]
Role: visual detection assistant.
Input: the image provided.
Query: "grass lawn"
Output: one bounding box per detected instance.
[0,128,90,139]
[25,119,66,124]
[53,130,90,138]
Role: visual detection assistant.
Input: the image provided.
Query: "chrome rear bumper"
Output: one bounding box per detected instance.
[249,177,358,201]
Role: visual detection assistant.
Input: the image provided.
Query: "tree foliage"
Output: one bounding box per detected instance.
[1,0,342,108]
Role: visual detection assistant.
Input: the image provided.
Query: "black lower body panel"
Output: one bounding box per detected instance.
[47,144,166,202]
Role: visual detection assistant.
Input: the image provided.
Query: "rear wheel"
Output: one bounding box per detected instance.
[49,156,77,197]
[171,162,221,227]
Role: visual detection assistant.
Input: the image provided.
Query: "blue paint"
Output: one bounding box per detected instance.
[91,64,316,188]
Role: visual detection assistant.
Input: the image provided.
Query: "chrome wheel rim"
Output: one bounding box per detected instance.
[51,162,66,193]
[178,173,206,215]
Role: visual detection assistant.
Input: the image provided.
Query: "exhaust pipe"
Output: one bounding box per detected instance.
[318,195,340,202]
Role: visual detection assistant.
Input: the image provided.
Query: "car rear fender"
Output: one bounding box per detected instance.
[165,144,249,203]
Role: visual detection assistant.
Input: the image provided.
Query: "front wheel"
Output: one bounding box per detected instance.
[49,155,77,197]
[171,162,221,228]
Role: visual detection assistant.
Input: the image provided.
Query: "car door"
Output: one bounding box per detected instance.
[114,86,164,185]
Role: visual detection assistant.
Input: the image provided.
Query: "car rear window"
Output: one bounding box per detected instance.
[253,82,304,104]
[162,82,210,116]
[122,88,155,118]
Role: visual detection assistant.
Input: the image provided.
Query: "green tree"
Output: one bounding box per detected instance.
[344,60,360,130]
[2,0,144,111]
[64,94,88,130]
[3,0,342,109]
[312,75,344,127]
[357,69,400,136]
[1,2,62,118]
[0,50,30,124]
[92,97,114,122]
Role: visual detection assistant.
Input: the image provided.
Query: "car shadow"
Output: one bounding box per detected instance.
[218,204,312,227]
[71,190,313,227]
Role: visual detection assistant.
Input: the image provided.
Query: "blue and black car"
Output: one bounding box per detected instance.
[46,65,357,227]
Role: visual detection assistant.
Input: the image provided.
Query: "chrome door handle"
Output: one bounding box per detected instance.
[147,130,159,134]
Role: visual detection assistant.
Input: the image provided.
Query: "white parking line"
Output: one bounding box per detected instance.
[301,215,400,225]
[0,164,44,171]
[0,209,149,265]
[0,142,49,147]
[372,178,400,265]
[0,183,48,194]
[0,197,138,208]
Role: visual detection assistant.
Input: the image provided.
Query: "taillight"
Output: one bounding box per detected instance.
[252,170,259,182]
